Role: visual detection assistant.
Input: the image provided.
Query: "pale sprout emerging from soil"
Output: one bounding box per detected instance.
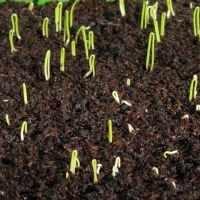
[112,157,121,177]
[128,123,134,134]
[152,167,159,175]
[181,114,189,120]
[112,91,120,104]
[121,100,132,107]
[196,105,200,111]
[163,150,178,158]
[97,164,102,175]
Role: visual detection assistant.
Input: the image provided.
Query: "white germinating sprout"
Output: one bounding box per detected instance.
[112,91,120,104]
[112,157,121,177]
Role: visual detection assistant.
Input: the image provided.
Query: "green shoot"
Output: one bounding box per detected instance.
[28,2,34,12]
[22,83,28,105]
[108,119,113,143]
[166,0,175,18]
[146,32,155,72]
[126,78,131,87]
[88,31,94,50]
[71,40,76,56]
[42,17,49,38]
[69,150,80,174]
[112,91,120,104]
[5,114,10,126]
[9,30,17,52]
[55,2,63,32]
[193,7,200,36]
[44,50,51,81]
[141,0,148,29]
[160,12,166,37]
[112,157,121,177]
[119,0,126,17]
[20,121,28,141]
[92,159,98,183]
[163,150,178,158]
[70,0,80,28]
[11,13,21,40]
[60,47,65,72]
[64,10,70,45]
[84,54,95,78]
[153,20,160,42]
[189,75,198,101]
[150,2,158,21]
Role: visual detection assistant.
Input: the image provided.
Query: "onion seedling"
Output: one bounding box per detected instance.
[154,20,160,42]
[92,159,98,183]
[193,7,200,37]
[161,12,166,37]
[71,40,76,56]
[64,10,70,45]
[88,31,94,50]
[42,17,49,38]
[166,0,175,18]
[126,78,131,87]
[44,50,51,81]
[112,157,121,177]
[108,119,113,143]
[163,150,178,158]
[119,0,126,17]
[70,150,80,174]
[70,0,80,28]
[112,91,120,104]
[11,13,21,40]
[196,105,200,111]
[20,121,28,141]
[60,47,65,72]
[5,114,10,126]
[146,32,155,72]
[84,54,95,78]
[128,123,134,133]
[9,30,17,52]
[22,83,28,105]
[189,75,198,102]
[55,2,63,32]
[141,0,148,29]
[28,2,34,12]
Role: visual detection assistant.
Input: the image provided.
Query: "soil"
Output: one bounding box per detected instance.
[0,0,200,199]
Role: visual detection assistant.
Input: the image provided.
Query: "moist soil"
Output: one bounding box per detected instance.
[0,1,200,199]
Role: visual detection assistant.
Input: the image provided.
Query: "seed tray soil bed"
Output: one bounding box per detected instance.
[0,1,200,199]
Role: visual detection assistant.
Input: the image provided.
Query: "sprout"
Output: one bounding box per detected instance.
[22,83,28,105]
[193,7,200,37]
[84,54,95,78]
[196,105,200,111]
[152,167,159,175]
[64,10,70,45]
[60,47,65,72]
[128,123,134,133]
[70,150,80,174]
[44,50,51,81]
[160,12,166,37]
[166,0,175,18]
[66,172,69,179]
[55,2,63,32]
[112,91,120,104]
[126,78,131,87]
[71,40,76,56]
[190,3,193,9]
[5,114,10,126]
[112,157,121,177]
[119,0,126,17]
[28,2,34,12]
[70,0,80,28]
[9,30,17,52]
[163,150,178,158]
[181,114,189,120]
[153,20,160,42]
[146,32,155,72]
[92,159,98,183]
[97,164,102,174]
[42,17,49,38]
[11,13,21,40]
[141,0,148,29]
[189,75,198,101]
[121,100,132,107]
[108,119,113,143]
[88,31,94,50]
[20,121,28,141]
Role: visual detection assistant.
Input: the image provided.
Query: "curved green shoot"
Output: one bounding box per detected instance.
[71,40,76,56]
[64,10,70,45]
[108,119,113,143]
[160,12,166,37]
[5,114,10,126]
[166,0,175,18]
[42,17,49,38]
[92,159,98,183]
[193,7,200,36]
[189,75,198,102]
[88,31,94,50]
[146,32,155,72]
[163,150,178,158]
[11,13,21,40]
[28,2,34,12]
[44,50,51,81]
[70,0,80,28]
[9,30,17,52]
[112,156,121,177]
[20,121,28,141]
[84,54,95,77]
[112,91,120,104]
[22,83,28,105]
[55,2,63,32]
[154,20,160,42]
[119,0,126,17]
[70,150,80,174]
[60,47,65,72]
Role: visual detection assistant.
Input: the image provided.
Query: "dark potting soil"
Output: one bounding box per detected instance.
[0,0,200,199]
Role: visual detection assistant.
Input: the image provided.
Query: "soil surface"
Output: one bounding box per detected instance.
[0,1,200,199]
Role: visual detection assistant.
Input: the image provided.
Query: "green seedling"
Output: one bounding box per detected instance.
[60,47,65,72]
[71,40,76,56]
[154,20,160,42]
[108,119,113,143]
[20,121,28,141]
[189,75,198,101]
[126,78,131,87]
[112,157,121,177]
[166,0,175,18]
[160,12,166,37]
[92,159,98,183]
[5,114,10,126]
[119,0,126,17]
[28,2,34,12]
[84,54,95,78]
[70,0,80,28]
[11,13,21,40]
[70,150,80,174]
[163,150,178,158]
[88,31,94,50]
[146,32,155,72]
[42,17,49,38]
[9,30,17,52]
[22,83,28,105]
[193,7,200,36]
[44,50,51,81]
[141,0,148,29]
[112,91,120,104]
[64,10,70,45]
[55,2,63,32]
